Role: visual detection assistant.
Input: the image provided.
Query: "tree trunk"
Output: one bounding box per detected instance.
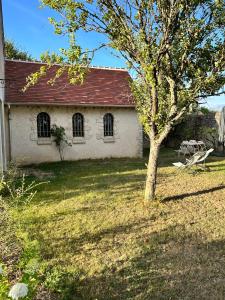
[58,145,63,161]
[144,141,160,201]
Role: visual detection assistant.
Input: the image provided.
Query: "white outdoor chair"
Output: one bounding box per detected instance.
[173,153,203,169]
[194,148,214,165]
[173,148,214,170]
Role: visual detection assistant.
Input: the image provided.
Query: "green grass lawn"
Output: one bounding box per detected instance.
[16,148,225,299]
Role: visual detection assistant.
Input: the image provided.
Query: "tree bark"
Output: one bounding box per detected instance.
[144,141,160,201]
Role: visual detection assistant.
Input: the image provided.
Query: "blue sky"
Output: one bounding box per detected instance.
[2,0,225,110]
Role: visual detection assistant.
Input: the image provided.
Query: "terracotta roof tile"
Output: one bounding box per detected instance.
[5,60,134,107]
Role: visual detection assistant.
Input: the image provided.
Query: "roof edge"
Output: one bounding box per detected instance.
[5,58,128,72]
[6,102,135,108]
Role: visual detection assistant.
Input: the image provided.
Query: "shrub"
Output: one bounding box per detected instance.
[1,162,19,195]
[0,162,19,197]
[50,124,71,161]
[198,126,218,149]
[6,174,46,208]
[0,161,47,208]
[44,266,81,300]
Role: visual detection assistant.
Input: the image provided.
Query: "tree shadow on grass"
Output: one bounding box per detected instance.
[32,158,147,177]
[34,170,172,205]
[26,203,108,228]
[29,214,158,260]
[162,184,225,202]
[77,225,225,300]
[24,197,225,299]
[207,163,225,173]
[34,173,146,204]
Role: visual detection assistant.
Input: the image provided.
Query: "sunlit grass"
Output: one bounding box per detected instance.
[17,149,225,299]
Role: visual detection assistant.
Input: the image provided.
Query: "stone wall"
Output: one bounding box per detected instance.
[8,105,143,164]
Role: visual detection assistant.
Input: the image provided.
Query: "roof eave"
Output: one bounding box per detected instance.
[5,58,129,72]
[5,102,135,108]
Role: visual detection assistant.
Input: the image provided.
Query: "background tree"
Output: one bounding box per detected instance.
[25,0,225,200]
[5,40,33,61]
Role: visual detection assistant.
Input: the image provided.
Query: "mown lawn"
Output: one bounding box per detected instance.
[16,148,225,299]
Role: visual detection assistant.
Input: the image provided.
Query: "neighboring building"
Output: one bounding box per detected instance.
[0,0,6,172]
[5,59,142,164]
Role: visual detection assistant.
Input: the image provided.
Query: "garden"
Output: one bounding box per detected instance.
[1,148,225,299]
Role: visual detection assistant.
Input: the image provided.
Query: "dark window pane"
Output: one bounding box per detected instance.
[37,112,51,138]
[73,113,84,137]
[103,113,114,136]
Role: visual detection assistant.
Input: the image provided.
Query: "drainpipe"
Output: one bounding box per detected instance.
[0,0,6,172]
[7,103,11,161]
[0,97,6,172]
[0,98,3,173]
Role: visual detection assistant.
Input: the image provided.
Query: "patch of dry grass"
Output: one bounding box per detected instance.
[17,149,225,299]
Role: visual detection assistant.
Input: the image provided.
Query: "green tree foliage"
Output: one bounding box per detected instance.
[25,0,225,200]
[199,107,211,115]
[5,40,33,61]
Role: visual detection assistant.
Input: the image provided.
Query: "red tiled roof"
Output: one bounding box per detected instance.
[5,60,134,107]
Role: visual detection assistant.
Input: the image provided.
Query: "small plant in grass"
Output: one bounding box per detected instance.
[0,161,18,197]
[5,174,46,208]
[0,165,50,299]
[50,124,71,161]
[0,161,47,208]
[0,176,9,197]
[44,265,82,299]
[0,264,10,299]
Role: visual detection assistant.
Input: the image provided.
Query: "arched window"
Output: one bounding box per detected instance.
[103,113,114,136]
[73,113,84,137]
[37,112,51,138]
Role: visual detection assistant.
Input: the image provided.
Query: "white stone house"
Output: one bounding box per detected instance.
[4,60,142,164]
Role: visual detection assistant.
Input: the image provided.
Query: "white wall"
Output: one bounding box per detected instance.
[9,105,143,164]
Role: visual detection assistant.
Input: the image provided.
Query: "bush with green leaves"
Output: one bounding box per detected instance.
[44,265,81,300]
[198,126,218,149]
[166,112,219,149]
[50,124,71,161]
